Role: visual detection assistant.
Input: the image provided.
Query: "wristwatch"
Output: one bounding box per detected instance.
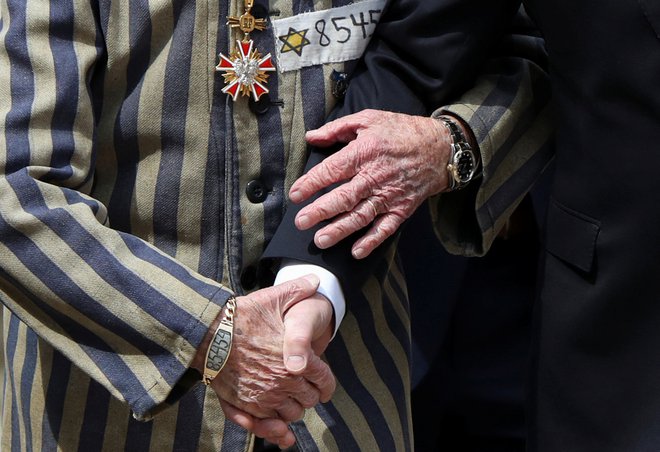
[438,115,481,191]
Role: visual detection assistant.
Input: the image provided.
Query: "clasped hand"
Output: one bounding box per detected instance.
[209,275,335,449]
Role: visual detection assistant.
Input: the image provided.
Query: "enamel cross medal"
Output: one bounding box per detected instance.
[216,0,276,101]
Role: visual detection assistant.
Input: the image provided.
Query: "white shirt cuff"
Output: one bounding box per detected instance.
[274,259,346,338]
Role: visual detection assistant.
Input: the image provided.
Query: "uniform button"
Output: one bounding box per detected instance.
[246,179,268,203]
[249,93,271,115]
[240,265,258,290]
[258,267,275,288]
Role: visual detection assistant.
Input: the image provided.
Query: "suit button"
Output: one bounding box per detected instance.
[246,179,268,203]
[241,265,258,290]
[249,93,271,115]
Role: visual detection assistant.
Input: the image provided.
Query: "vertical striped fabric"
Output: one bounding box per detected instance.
[0,0,415,450]
[430,42,554,257]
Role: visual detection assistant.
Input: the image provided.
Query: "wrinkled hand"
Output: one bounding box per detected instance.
[289,109,452,259]
[209,276,335,448]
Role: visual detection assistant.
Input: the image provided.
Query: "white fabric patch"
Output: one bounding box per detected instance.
[272,0,387,72]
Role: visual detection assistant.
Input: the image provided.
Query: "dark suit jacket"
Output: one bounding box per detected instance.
[263,0,549,291]
[519,1,660,450]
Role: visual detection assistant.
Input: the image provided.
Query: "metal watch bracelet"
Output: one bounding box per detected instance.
[438,115,480,191]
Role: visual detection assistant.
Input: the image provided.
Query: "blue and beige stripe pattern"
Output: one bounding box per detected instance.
[0,0,416,450]
[431,22,554,257]
[0,0,551,450]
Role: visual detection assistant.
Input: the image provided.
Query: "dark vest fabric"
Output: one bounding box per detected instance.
[524,1,660,450]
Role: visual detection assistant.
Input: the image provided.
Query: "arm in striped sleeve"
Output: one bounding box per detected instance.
[263,0,523,291]
[430,8,555,257]
[0,0,229,420]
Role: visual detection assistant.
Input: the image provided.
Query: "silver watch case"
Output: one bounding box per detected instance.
[447,141,478,190]
[440,116,479,190]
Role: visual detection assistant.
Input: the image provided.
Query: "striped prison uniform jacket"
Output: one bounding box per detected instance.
[0,0,552,451]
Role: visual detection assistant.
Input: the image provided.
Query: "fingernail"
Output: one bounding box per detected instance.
[316,235,331,248]
[287,355,305,372]
[290,190,302,203]
[353,247,365,259]
[297,214,310,229]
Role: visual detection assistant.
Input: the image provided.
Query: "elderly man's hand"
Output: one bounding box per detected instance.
[216,284,335,449]
[193,275,335,449]
[289,109,454,259]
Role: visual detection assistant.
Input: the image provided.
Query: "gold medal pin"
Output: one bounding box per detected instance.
[216,0,275,101]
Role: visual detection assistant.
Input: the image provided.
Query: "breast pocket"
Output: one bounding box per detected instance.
[544,199,601,275]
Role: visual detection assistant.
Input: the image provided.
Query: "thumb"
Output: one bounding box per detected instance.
[282,301,316,375]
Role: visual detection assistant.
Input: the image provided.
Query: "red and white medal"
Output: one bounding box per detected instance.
[216,39,276,101]
[216,0,275,101]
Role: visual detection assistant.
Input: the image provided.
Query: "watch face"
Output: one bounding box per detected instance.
[453,149,476,183]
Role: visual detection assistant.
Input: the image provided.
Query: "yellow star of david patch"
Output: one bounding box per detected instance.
[278,27,311,56]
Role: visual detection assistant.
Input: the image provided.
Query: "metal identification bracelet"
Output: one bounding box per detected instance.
[202,296,237,386]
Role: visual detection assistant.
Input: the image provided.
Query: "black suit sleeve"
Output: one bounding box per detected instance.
[262,0,521,292]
